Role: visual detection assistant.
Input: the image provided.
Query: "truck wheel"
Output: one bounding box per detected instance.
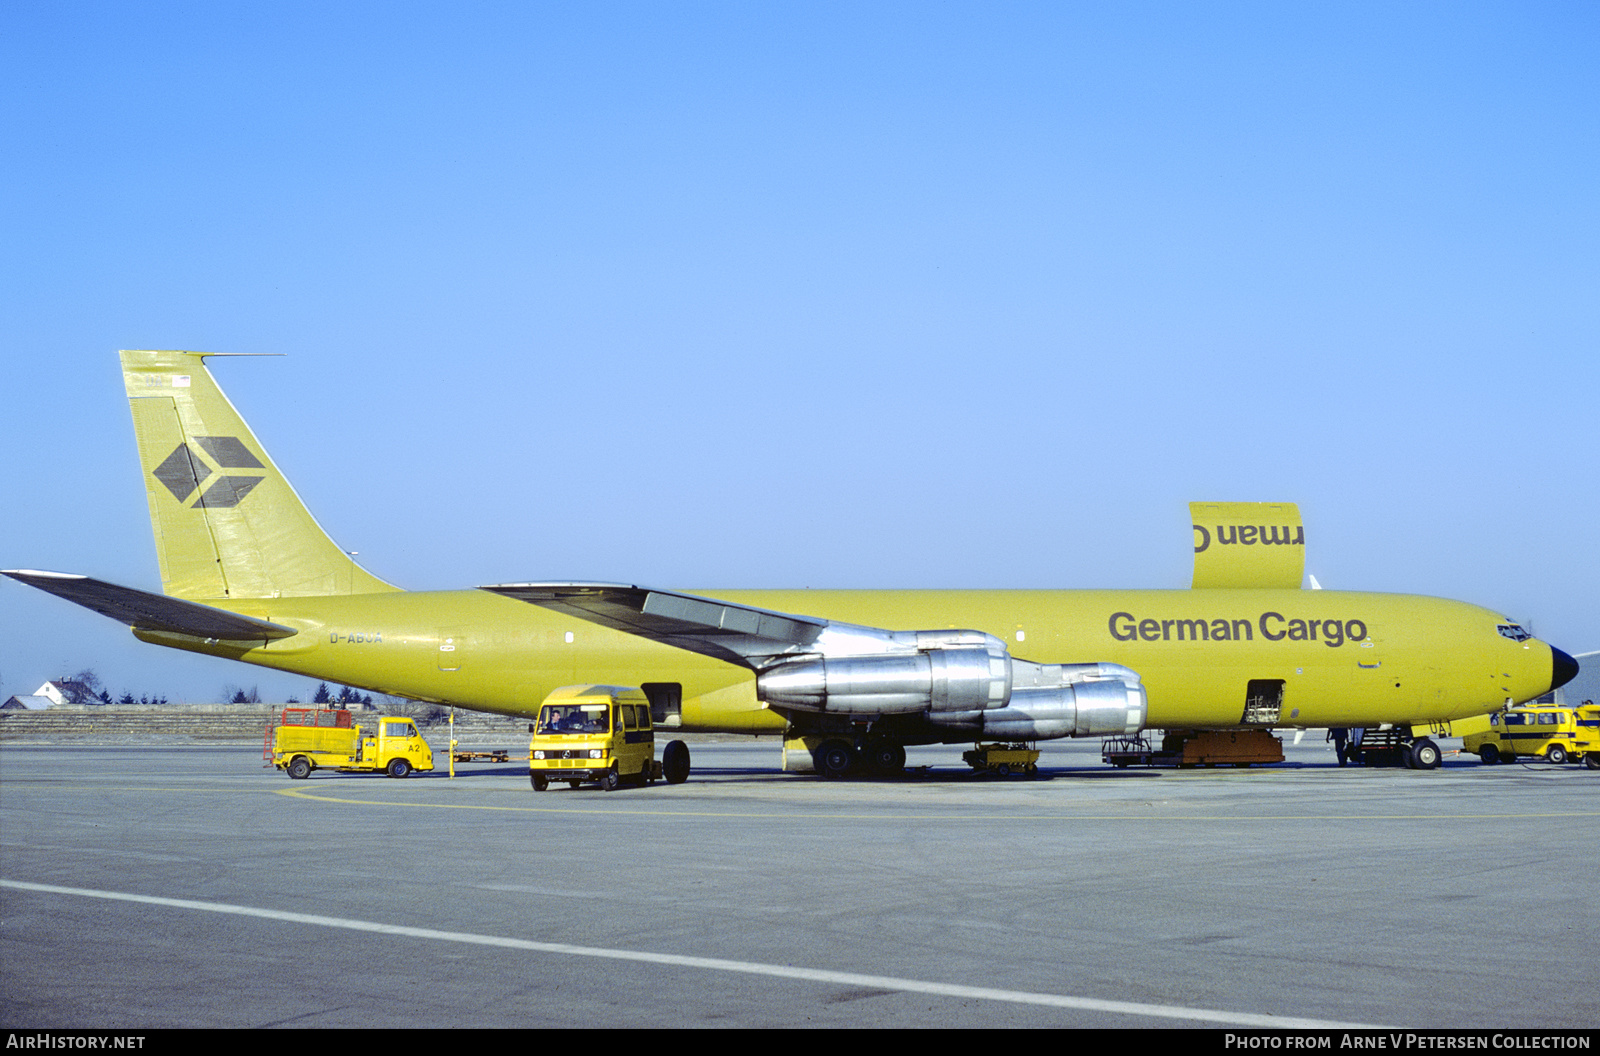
[599,766,620,792]
[288,757,311,780]
[1478,745,1500,765]
[662,740,691,784]
[1586,753,1600,771]
[530,772,548,791]
[387,758,412,779]
[1546,745,1568,765]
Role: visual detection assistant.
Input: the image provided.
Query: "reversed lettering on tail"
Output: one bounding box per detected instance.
[1189,502,1305,590]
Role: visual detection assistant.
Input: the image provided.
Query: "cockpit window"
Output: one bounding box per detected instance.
[1497,624,1531,642]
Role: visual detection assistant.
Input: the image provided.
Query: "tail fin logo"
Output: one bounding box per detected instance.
[152,436,266,509]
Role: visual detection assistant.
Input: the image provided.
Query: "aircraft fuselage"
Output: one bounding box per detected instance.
[138,586,1556,735]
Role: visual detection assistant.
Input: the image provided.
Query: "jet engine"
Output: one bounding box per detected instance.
[928,674,1147,738]
[754,628,1147,739]
[758,641,1011,714]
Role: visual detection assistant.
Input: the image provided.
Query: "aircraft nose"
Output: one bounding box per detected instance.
[1551,647,1579,692]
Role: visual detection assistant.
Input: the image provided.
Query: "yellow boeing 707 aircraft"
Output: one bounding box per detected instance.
[3,351,1579,775]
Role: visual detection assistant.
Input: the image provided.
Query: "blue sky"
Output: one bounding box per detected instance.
[3,1,1596,703]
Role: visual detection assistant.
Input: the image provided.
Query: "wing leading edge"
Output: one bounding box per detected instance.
[481,582,825,668]
[2,570,297,641]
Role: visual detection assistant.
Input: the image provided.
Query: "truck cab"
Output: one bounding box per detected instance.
[528,685,690,791]
[363,717,434,777]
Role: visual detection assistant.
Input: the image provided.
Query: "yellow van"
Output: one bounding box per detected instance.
[528,685,691,791]
[1465,703,1599,767]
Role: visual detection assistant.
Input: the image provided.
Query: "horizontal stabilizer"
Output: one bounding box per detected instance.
[482,582,824,668]
[2,570,297,641]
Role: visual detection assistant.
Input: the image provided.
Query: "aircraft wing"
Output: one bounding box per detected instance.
[481,582,825,669]
[2,569,298,641]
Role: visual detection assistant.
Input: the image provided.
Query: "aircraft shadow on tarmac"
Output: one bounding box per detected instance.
[297,762,1183,784]
[279,755,1492,786]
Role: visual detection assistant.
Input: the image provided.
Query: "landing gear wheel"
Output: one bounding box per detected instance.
[816,740,855,780]
[863,740,906,776]
[287,757,311,780]
[1478,744,1500,765]
[1546,745,1568,765]
[530,772,548,791]
[599,766,620,791]
[1409,739,1441,770]
[387,758,412,779]
[662,740,691,784]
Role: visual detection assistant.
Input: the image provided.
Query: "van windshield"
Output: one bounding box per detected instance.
[537,705,609,735]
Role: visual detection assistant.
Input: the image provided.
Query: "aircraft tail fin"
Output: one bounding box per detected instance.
[1189,502,1305,589]
[121,350,399,600]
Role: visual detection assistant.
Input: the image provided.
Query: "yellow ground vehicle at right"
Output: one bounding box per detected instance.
[1464,702,1600,768]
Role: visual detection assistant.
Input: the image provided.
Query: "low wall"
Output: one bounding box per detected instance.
[0,703,533,744]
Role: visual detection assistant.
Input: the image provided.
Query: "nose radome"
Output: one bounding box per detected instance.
[1551,647,1579,692]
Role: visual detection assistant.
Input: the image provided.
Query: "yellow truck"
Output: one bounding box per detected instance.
[528,685,691,791]
[963,742,1040,776]
[1464,702,1600,768]
[268,706,435,779]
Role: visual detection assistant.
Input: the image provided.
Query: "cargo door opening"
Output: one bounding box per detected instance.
[1242,679,1284,725]
[642,682,682,728]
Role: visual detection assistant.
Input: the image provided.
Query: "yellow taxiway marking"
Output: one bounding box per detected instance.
[0,878,1383,1029]
[4,782,1593,821]
[271,786,1600,821]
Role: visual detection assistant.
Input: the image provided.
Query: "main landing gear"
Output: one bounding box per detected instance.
[811,737,906,779]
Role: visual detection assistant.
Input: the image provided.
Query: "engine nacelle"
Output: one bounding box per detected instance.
[930,679,1147,738]
[754,628,1147,738]
[757,639,1011,715]
[927,660,1147,739]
